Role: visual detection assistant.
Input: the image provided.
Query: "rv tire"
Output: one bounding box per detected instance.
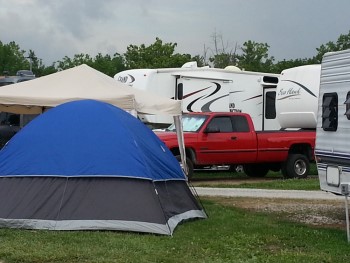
[175,155,194,180]
[284,154,309,179]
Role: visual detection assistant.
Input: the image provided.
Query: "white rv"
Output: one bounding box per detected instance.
[114,63,280,131]
[315,49,350,195]
[276,64,321,129]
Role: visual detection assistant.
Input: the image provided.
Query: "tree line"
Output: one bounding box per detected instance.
[1,31,350,78]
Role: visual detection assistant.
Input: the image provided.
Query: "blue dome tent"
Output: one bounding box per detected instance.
[0,100,206,235]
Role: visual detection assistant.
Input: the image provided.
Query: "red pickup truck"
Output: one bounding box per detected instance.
[155,112,315,179]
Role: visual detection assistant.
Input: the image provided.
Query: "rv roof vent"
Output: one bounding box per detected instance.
[263,76,278,84]
[224,66,241,71]
[181,61,198,68]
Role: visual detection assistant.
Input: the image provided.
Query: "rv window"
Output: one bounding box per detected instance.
[322,93,338,131]
[262,76,278,84]
[345,92,350,120]
[265,91,276,119]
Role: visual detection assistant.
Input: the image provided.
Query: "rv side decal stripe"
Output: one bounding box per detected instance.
[280,80,317,98]
[201,94,229,112]
[317,162,350,173]
[315,149,350,160]
[315,151,350,167]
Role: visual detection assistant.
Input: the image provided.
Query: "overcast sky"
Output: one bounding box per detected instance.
[1,0,350,66]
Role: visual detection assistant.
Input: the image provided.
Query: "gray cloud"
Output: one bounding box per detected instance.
[1,0,350,66]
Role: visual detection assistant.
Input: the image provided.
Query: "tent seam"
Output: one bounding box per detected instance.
[55,177,69,229]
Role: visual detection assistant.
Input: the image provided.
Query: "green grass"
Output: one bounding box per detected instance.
[0,164,332,262]
[0,199,349,263]
[193,176,320,191]
[192,163,321,190]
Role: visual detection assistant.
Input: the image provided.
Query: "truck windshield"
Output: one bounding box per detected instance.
[166,115,207,132]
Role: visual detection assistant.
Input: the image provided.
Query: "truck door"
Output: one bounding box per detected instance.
[263,87,281,130]
[176,76,231,113]
[197,115,257,164]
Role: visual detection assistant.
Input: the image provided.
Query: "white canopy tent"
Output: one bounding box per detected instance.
[0,64,181,115]
[0,64,188,175]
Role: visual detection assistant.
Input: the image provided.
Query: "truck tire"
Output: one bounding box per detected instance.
[243,164,269,177]
[283,154,309,179]
[175,155,194,180]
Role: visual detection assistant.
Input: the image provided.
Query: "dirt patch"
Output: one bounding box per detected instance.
[204,196,346,229]
[191,178,273,186]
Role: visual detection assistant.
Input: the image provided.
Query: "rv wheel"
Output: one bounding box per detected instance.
[175,155,194,180]
[284,154,309,179]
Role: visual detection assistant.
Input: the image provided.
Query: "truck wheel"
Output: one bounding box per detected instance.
[243,164,269,177]
[229,165,243,173]
[284,154,309,178]
[175,155,194,180]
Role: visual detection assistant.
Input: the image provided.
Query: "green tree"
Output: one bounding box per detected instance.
[124,37,191,69]
[270,58,316,74]
[91,52,126,77]
[314,30,350,63]
[207,31,239,68]
[210,53,238,69]
[191,55,207,67]
[26,49,56,77]
[237,40,274,72]
[54,52,126,77]
[56,53,94,71]
[0,41,30,75]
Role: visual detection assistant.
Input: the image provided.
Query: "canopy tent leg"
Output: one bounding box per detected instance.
[173,115,188,178]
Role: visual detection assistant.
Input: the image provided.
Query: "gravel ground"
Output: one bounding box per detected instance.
[193,187,348,228]
[193,187,343,200]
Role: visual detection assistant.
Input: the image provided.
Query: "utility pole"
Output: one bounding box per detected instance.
[25,56,33,72]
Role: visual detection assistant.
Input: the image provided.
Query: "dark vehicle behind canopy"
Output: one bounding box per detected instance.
[0,70,37,148]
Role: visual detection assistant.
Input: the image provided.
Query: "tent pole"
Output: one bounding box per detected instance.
[174,115,188,177]
[345,195,350,242]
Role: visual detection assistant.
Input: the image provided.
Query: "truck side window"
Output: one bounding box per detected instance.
[322,92,338,131]
[207,117,233,132]
[231,116,250,132]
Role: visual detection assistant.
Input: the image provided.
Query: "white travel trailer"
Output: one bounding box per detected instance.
[276,64,321,129]
[114,62,280,131]
[315,49,350,195]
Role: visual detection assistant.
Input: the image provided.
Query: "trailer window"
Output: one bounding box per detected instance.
[265,91,276,119]
[344,92,350,120]
[322,93,338,131]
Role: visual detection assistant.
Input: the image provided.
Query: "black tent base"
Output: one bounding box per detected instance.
[0,177,207,235]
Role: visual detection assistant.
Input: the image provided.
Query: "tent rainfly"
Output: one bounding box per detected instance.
[0,100,206,235]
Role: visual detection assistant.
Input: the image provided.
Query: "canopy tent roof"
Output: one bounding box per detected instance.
[0,64,181,116]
